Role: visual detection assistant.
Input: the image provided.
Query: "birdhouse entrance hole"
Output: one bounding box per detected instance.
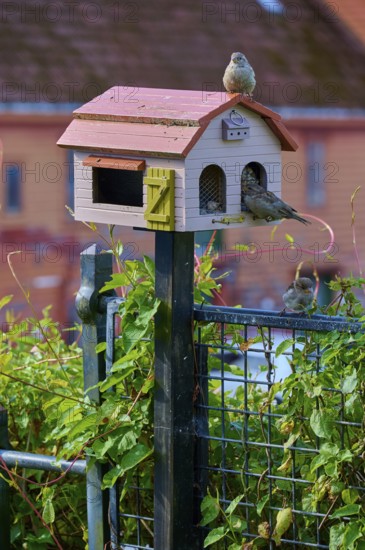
[199,164,226,215]
[241,162,267,211]
[92,167,144,207]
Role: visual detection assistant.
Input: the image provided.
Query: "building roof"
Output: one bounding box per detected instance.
[2,0,365,107]
[323,0,365,46]
[57,87,298,158]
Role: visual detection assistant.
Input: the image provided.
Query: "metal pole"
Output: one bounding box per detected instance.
[193,345,209,547]
[0,407,11,550]
[76,244,114,550]
[0,450,86,475]
[154,231,197,549]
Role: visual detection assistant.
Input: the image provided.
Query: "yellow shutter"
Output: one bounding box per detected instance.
[144,168,175,231]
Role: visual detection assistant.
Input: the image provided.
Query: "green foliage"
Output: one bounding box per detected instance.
[2,234,365,549]
[198,273,365,549]
[0,303,87,548]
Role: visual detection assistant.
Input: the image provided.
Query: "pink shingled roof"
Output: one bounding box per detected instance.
[58,86,297,157]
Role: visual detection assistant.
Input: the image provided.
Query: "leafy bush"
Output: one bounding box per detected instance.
[2,233,365,549]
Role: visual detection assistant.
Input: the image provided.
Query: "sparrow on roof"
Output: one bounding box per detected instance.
[223,52,256,97]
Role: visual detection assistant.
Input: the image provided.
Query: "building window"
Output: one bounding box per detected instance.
[4,163,21,213]
[199,164,226,215]
[306,142,326,207]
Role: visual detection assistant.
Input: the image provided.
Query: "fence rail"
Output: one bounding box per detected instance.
[193,304,365,549]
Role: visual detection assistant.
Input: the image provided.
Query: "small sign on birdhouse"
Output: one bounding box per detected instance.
[222,110,250,141]
[57,86,298,232]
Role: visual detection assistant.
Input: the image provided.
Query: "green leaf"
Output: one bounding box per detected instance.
[120,443,153,473]
[343,522,363,547]
[225,494,244,516]
[345,393,363,420]
[329,523,346,549]
[0,295,13,310]
[204,526,226,547]
[275,339,294,358]
[230,515,246,532]
[330,504,361,519]
[67,413,98,439]
[112,349,141,368]
[117,430,138,453]
[342,489,359,505]
[256,495,270,516]
[342,370,358,394]
[200,493,220,526]
[100,272,131,292]
[310,409,335,439]
[143,255,155,280]
[272,508,293,545]
[99,368,136,391]
[102,464,123,488]
[42,499,55,524]
[324,460,337,477]
[122,301,159,352]
[92,437,114,458]
[95,342,107,353]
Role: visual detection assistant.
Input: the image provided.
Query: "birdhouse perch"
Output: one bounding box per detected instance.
[57,86,298,231]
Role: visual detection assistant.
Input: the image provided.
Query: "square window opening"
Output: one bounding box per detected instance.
[92,168,143,207]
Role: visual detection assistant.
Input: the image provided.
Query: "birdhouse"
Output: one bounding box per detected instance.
[57,87,298,232]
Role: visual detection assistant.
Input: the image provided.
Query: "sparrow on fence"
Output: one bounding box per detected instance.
[282,277,314,313]
[241,179,311,225]
[223,52,256,97]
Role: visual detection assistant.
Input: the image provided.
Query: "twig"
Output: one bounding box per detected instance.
[318,495,339,530]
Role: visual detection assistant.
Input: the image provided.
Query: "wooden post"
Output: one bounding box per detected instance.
[154,231,197,549]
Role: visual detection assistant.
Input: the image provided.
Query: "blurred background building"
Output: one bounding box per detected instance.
[1,0,365,325]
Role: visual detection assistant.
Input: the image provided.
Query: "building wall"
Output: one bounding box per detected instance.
[1,115,73,233]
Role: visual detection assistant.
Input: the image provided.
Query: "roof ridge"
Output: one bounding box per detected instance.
[73,87,282,126]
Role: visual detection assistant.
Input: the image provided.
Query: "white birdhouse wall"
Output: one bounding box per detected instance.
[183,107,283,232]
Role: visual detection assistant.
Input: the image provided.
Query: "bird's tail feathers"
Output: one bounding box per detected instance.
[292,213,311,225]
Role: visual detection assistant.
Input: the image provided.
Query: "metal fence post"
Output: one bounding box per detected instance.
[0,407,10,550]
[154,231,197,549]
[194,344,209,547]
[76,244,114,550]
